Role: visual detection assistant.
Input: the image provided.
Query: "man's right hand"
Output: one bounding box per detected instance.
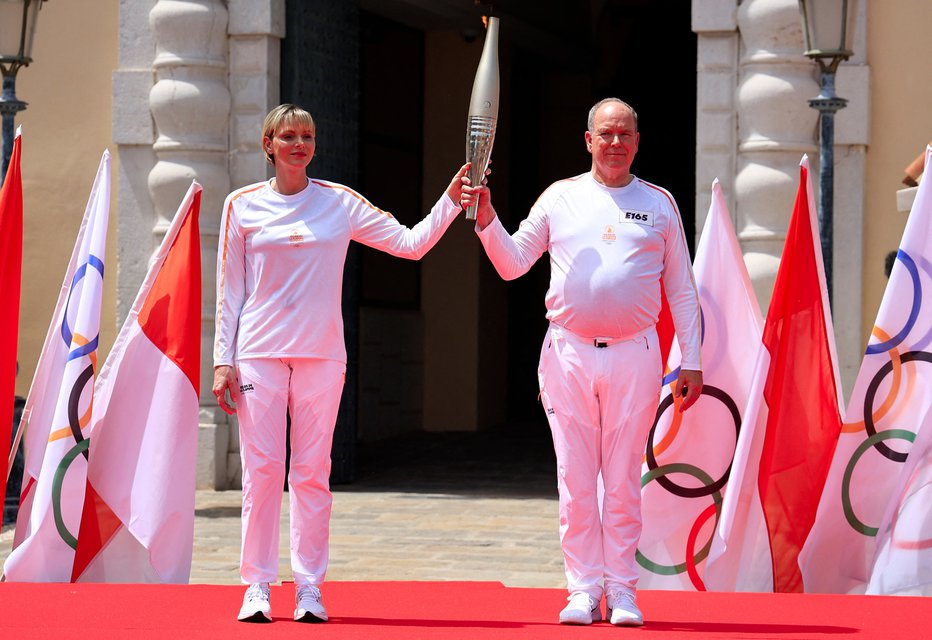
[213,365,238,415]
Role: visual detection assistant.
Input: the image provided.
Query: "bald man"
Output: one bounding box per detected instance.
[461,98,702,626]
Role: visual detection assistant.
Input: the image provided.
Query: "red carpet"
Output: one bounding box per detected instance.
[0,581,926,639]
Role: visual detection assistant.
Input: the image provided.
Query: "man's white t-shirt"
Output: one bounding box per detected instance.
[477,172,701,369]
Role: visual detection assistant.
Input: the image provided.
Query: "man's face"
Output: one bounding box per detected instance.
[585,103,639,186]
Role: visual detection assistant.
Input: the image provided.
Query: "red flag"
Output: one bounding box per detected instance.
[757,159,843,592]
[705,157,845,593]
[0,127,23,503]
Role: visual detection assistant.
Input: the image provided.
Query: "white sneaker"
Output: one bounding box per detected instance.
[559,591,602,625]
[606,588,643,626]
[294,584,328,623]
[237,582,272,622]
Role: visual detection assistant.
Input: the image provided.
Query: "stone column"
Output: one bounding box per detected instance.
[693,0,819,309]
[695,0,869,394]
[114,0,159,324]
[734,0,819,311]
[228,0,284,189]
[148,0,231,488]
[692,0,739,236]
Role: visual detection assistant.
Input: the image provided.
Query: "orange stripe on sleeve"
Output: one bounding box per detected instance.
[311,180,395,218]
[216,184,265,331]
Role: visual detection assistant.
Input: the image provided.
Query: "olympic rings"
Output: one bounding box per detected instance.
[685,503,718,591]
[865,250,921,355]
[646,385,741,498]
[68,363,95,457]
[842,327,902,435]
[52,438,91,550]
[841,428,916,536]
[61,255,105,357]
[862,350,931,461]
[636,463,723,577]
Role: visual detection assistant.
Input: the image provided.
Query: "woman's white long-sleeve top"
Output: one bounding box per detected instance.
[215,179,460,366]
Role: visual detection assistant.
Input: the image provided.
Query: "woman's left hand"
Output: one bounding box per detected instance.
[213,365,238,415]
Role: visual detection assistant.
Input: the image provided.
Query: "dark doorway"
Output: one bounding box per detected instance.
[280,0,698,482]
[500,1,698,426]
[358,12,425,309]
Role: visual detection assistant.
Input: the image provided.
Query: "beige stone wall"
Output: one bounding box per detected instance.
[862,0,932,345]
[13,1,119,396]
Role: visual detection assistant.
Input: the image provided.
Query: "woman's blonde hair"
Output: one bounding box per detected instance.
[262,104,315,165]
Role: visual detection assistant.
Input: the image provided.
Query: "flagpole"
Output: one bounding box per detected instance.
[808,67,847,307]
[6,412,24,483]
[0,73,26,183]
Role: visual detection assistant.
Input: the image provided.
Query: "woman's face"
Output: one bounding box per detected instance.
[265,118,316,171]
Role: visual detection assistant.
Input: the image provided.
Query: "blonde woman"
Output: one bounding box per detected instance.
[214,104,468,623]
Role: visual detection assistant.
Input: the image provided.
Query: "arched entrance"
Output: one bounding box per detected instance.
[279,0,697,483]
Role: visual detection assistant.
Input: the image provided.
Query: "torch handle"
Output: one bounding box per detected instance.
[465,115,496,221]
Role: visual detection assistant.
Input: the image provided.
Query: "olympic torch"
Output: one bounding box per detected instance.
[464,16,500,221]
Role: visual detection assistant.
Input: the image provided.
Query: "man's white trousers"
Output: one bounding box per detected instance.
[235,358,346,586]
[538,323,661,599]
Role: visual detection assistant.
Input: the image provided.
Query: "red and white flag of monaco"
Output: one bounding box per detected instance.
[801,146,932,594]
[704,156,844,592]
[638,179,763,590]
[3,150,111,582]
[71,181,201,583]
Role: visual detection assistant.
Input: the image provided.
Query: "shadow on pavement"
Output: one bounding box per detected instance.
[337,421,557,499]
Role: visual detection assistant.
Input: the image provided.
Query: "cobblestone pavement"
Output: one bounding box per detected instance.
[3,427,567,589]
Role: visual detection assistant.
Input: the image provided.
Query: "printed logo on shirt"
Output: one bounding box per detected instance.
[620,209,654,227]
[288,229,304,246]
[601,224,617,244]
[239,383,255,394]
